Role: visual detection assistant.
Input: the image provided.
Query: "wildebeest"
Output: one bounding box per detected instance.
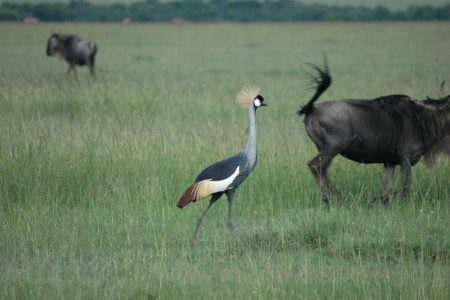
[46,33,97,79]
[298,60,449,204]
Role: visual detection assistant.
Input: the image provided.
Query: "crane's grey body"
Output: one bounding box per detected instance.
[195,107,258,190]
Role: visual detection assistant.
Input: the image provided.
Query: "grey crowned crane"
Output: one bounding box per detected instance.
[177,86,268,239]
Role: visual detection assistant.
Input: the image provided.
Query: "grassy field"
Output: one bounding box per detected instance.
[0,22,449,299]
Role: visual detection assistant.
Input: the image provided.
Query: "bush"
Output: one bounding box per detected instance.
[1,1,449,22]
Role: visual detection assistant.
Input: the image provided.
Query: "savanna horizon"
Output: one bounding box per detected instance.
[0,22,449,299]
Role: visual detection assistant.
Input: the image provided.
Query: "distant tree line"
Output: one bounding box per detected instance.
[1,0,450,22]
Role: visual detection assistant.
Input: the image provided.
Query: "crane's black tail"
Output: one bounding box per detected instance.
[297,56,332,116]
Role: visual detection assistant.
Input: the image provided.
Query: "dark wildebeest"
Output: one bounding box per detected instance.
[46,33,97,79]
[298,60,449,204]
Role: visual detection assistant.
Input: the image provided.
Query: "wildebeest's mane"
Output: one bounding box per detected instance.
[413,100,448,159]
[59,35,74,56]
[60,34,79,47]
[54,34,82,59]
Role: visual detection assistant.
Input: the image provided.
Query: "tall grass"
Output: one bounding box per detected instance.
[0,22,449,299]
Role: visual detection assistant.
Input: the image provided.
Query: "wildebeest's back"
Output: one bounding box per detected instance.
[346,94,410,109]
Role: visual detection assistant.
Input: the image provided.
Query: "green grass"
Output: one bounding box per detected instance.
[0,22,449,299]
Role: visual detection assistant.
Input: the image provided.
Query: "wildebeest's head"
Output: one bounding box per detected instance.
[46,33,61,56]
[422,84,450,166]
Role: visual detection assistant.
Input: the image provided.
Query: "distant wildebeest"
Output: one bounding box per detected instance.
[46,33,97,79]
[298,60,449,204]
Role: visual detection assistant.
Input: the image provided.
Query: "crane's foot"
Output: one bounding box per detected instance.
[189,219,203,242]
[189,235,198,245]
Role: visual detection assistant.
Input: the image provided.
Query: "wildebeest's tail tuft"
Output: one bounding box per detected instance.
[90,42,97,57]
[298,55,332,116]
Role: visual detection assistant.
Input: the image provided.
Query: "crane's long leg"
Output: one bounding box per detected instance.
[191,192,223,241]
[226,189,236,232]
[191,203,212,240]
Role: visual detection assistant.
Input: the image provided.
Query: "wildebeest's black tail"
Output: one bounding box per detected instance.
[90,42,97,57]
[298,56,332,115]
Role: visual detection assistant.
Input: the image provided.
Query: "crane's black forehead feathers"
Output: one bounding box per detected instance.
[256,95,264,102]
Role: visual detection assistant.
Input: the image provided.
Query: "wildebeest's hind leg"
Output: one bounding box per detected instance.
[307,132,358,203]
[377,163,395,204]
[308,149,342,203]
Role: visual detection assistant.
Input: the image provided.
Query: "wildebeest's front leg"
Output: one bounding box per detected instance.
[67,64,79,82]
[380,163,396,204]
[67,64,74,75]
[399,156,412,197]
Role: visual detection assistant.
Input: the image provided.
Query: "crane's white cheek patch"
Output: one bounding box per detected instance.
[211,166,240,193]
[254,99,261,107]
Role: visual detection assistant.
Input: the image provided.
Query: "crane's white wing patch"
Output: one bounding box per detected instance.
[211,166,240,193]
[191,166,240,201]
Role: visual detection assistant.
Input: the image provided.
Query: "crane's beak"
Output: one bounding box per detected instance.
[260,103,268,107]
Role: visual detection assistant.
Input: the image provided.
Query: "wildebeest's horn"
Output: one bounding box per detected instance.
[438,80,446,98]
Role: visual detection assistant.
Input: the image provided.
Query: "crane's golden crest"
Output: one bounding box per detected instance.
[236,85,261,108]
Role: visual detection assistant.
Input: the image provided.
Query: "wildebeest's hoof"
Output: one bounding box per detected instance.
[227,223,235,233]
[373,195,390,205]
[399,187,410,197]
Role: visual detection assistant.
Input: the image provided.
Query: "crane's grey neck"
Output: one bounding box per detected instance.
[244,105,257,169]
